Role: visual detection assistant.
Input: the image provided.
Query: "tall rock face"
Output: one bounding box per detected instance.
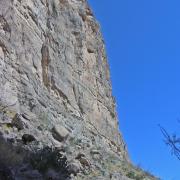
[0,0,156,179]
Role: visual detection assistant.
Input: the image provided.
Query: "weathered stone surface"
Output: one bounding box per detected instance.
[67,160,82,175]
[12,113,28,130]
[52,125,69,142]
[0,0,157,179]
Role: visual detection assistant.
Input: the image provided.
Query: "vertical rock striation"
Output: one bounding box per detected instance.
[0,0,156,179]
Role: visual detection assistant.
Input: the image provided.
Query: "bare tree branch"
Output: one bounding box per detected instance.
[159,125,180,160]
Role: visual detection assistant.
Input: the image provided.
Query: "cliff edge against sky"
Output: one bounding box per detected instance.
[0,0,156,179]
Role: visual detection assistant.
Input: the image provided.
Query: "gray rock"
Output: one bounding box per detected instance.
[22,134,36,144]
[52,125,69,142]
[12,113,27,130]
[78,156,90,167]
[67,160,81,175]
[76,153,90,167]
[90,149,101,155]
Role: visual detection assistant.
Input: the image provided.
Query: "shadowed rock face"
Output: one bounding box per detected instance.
[0,0,156,179]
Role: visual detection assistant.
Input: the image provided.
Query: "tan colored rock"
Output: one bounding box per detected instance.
[52,125,69,142]
[0,0,157,179]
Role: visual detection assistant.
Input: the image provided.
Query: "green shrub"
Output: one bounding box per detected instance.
[126,171,145,180]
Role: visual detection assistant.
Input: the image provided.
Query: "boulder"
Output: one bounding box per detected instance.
[78,157,90,167]
[22,134,36,144]
[12,113,28,130]
[67,160,81,175]
[52,125,69,142]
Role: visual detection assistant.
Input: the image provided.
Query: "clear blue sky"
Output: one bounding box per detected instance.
[88,1,180,179]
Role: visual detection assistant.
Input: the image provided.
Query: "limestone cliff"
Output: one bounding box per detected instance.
[0,0,156,179]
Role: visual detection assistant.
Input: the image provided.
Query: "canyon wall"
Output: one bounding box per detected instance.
[0,0,156,179]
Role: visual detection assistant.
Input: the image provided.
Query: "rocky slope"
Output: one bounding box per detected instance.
[0,0,156,179]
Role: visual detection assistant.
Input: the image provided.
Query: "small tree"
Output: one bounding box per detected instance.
[159,125,180,160]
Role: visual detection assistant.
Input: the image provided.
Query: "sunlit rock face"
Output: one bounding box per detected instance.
[0,0,156,179]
